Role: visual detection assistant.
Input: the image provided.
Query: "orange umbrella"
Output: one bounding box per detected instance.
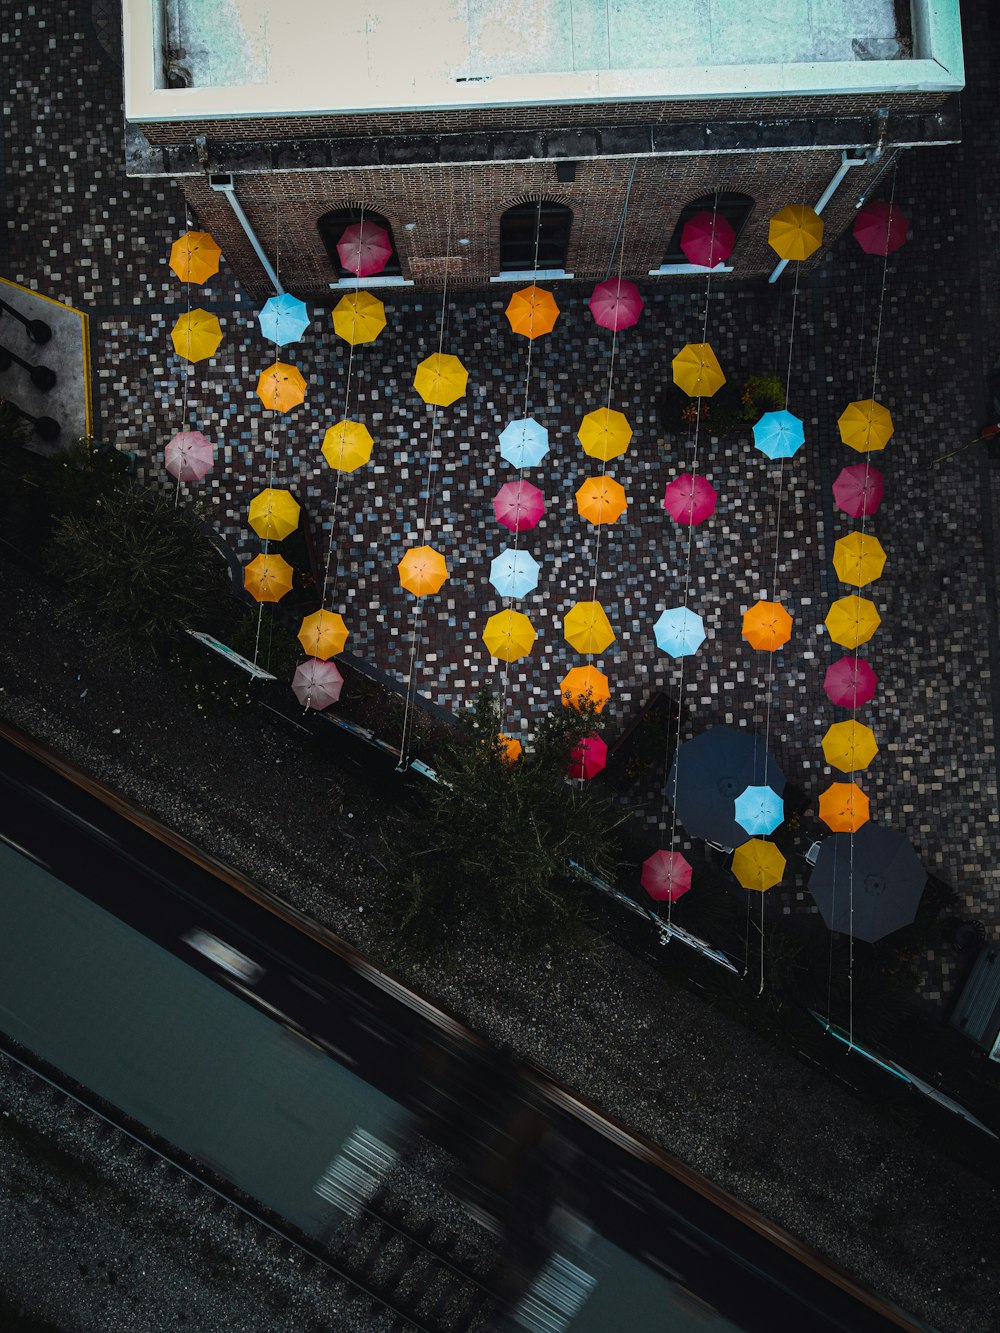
[741,601,792,652]
[398,544,448,596]
[505,285,559,339]
[560,665,610,713]
[169,231,221,284]
[256,362,307,412]
[297,610,349,660]
[243,553,294,603]
[576,475,628,526]
[498,734,523,764]
[819,781,870,833]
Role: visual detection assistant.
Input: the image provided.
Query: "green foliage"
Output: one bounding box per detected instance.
[658,373,787,441]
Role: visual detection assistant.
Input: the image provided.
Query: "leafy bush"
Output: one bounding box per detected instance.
[658,373,787,440]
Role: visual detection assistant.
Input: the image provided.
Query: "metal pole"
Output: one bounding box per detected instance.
[210,176,283,294]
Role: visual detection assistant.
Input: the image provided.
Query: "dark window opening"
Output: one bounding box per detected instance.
[318,207,402,279]
[499,201,573,273]
[661,192,755,266]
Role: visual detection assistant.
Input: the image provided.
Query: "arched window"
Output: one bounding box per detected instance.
[318,206,401,279]
[661,192,755,267]
[499,201,573,274]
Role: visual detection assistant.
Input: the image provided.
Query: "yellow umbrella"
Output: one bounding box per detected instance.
[825,595,881,648]
[413,352,468,406]
[256,362,307,413]
[332,291,386,345]
[822,721,878,773]
[732,840,786,892]
[741,600,792,652]
[169,230,221,284]
[560,665,611,713]
[672,342,726,398]
[248,488,300,541]
[170,309,223,363]
[398,545,448,596]
[243,553,294,603]
[506,285,560,339]
[837,399,894,453]
[498,734,523,764]
[819,781,870,833]
[833,533,887,587]
[321,419,374,472]
[297,610,349,660]
[575,475,628,526]
[483,609,536,662]
[564,601,615,655]
[577,407,633,461]
[767,205,824,261]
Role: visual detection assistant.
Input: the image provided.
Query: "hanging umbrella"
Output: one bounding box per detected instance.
[824,656,878,708]
[248,487,300,541]
[297,610,349,660]
[337,221,393,277]
[662,474,717,526]
[499,735,523,764]
[564,601,615,655]
[672,342,725,398]
[577,407,633,461]
[837,399,893,453]
[833,463,883,518]
[680,211,737,268]
[164,430,214,482]
[413,352,468,406]
[244,553,294,603]
[169,231,221,284]
[575,475,628,526]
[819,781,870,833]
[332,290,386,345]
[653,606,706,658]
[292,658,345,710]
[489,547,540,599]
[398,545,449,596]
[742,600,793,651]
[566,734,607,781]
[493,479,545,532]
[171,309,223,363]
[256,362,307,412]
[641,850,693,903]
[808,824,927,942]
[588,278,644,331]
[732,839,786,892]
[734,786,784,837]
[833,533,887,588]
[321,419,374,472]
[825,595,881,648]
[560,665,610,713]
[483,609,536,662]
[767,205,824,261]
[667,726,786,848]
[752,410,805,460]
[506,285,560,338]
[257,293,310,346]
[853,201,909,257]
[822,720,878,773]
[499,417,549,469]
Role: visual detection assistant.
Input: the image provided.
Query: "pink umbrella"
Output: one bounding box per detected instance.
[663,473,717,526]
[832,464,884,518]
[336,222,393,277]
[823,656,878,708]
[492,479,545,533]
[588,278,644,331]
[292,658,344,710]
[164,430,214,482]
[680,211,736,268]
[853,202,909,257]
[641,850,693,902]
[565,734,607,781]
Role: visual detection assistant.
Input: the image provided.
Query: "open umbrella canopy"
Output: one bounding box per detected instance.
[753,410,805,460]
[768,205,824,261]
[838,399,894,453]
[680,210,736,268]
[734,785,784,837]
[292,658,344,711]
[171,309,223,363]
[493,479,545,532]
[489,547,540,599]
[732,839,786,892]
[414,352,468,407]
[506,285,559,338]
[576,475,627,526]
[164,431,214,482]
[653,606,706,658]
[641,850,693,902]
[565,734,607,781]
[588,278,644,331]
[577,407,633,461]
[169,231,221,284]
[336,221,392,276]
[482,609,536,662]
[321,419,374,472]
[243,553,294,604]
[663,474,717,526]
[822,720,878,773]
[256,362,307,413]
[809,824,927,942]
[833,463,883,517]
[560,665,611,713]
[833,532,887,587]
[499,417,549,469]
[819,781,870,833]
[398,545,449,596]
[297,610,349,660]
[826,595,881,648]
[742,600,793,652]
[498,734,523,764]
[248,487,300,541]
[667,726,785,848]
[853,201,910,256]
[564,601,615,655]
[332,290,387,345]
[824,656,878,708]
[672,342,725,398]
[257,293,310,346]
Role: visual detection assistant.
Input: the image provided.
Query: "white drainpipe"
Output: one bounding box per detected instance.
[767,147,878,284]
[209,175,284,294]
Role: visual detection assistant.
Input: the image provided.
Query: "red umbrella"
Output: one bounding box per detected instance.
[337,222,393,277]
[492,479,545,533]
[832,463,883,518]
[853,202,909,257]
[641,850,693,902]
[680,211,736,268]
[565,734,607,781]
[823,656,878,708]
[588,278,644,331]
[663,473,717,526]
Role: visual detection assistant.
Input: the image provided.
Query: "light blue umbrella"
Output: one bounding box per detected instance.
[257,293,311,346]
[734,784,784,836]
[499,417,549,469]
[752,410,804,460]
[653,607,705,658]
[489,547,540,599]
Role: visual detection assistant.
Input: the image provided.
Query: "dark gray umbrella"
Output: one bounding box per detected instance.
[666,725,786,848]
[808,824,927,942]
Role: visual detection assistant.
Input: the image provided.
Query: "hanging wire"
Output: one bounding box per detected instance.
[174,201,194,511]
[252,192,282,671]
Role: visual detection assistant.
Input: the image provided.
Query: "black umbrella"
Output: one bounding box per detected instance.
[666,725,785,848]
[809,824,927,942]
